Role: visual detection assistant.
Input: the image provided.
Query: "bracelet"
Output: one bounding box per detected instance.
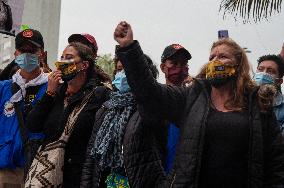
[46,90,56,97]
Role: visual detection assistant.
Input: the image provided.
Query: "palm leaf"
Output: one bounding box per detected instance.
[220,0,283,23]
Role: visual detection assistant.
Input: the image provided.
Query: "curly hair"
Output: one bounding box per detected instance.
[210,38,256,111]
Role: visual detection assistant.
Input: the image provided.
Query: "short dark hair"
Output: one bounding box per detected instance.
[257,54,284,77]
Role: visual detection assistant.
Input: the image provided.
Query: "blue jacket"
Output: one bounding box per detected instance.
[273,91,284,136]
[0,79,47,169]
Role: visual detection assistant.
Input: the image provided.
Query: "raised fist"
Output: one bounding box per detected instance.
[114,21,134,47]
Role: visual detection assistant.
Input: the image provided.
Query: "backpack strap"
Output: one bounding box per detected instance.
[11,82,29,147]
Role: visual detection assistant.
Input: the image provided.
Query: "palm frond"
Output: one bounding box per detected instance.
[220,0,283,23]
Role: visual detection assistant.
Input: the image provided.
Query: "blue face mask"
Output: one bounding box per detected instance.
[112,71,130,93]
[15,53,39,72]
[253,72,275,85]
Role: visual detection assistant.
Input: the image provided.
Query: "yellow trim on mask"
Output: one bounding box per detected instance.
[205,60,237,79]
[55,59,76,76]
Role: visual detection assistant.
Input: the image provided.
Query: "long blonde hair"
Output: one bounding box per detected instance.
[210,38,255,111]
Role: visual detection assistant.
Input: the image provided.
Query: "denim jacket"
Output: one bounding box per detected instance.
[273,91,284,136]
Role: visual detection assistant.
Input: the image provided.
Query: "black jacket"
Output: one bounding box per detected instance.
[116,41,284,188]
[80,102,168,188]
[26,79,109,188]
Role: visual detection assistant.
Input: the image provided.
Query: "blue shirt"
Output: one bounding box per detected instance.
[273,91,284,136]
[165,122,180,175]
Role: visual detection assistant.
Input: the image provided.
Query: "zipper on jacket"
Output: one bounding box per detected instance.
[122,145,131,188]
[194,83,210,187]
[170,173,176,188]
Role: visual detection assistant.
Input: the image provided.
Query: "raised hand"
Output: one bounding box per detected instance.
[114,21,134,47]
[47,70,62,94]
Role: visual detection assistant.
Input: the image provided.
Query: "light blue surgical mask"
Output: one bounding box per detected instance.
[112,71,130,93]
[15,53,39,72]
[253,72,275,85]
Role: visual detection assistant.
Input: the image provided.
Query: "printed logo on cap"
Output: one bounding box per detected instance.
[22,30,34,38]
[172,44,184,50]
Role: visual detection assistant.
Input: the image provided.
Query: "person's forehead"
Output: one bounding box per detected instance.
[258,60,279,69]
[63,46,78,54]
[211,44,232,54]
[165,58,188,66]
[116,61,123,67]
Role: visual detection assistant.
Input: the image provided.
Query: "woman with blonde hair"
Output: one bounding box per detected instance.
[113,21,284,187]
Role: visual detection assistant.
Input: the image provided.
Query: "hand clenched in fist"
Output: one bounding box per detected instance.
[114,21,134,47]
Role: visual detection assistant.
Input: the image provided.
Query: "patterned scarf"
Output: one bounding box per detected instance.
[92,91,135,170]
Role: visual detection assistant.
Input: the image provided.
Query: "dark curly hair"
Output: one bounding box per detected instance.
[257,54,284,77]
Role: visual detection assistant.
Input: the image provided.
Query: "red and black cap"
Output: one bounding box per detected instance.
[161,44,191,63]
[68,33,98,57]
[15,29,44,49]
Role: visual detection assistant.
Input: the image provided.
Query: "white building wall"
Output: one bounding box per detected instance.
[0,0,61,70]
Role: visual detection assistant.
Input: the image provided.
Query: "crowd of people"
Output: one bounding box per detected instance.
[0,21,284,188]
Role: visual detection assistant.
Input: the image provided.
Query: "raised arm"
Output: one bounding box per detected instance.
[114,21,191,123]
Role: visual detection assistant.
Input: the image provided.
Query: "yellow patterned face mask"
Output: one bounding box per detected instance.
[55,59,77,81]
[205,60,237,79]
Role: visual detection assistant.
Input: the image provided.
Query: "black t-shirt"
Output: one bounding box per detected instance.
[199,107,249,188]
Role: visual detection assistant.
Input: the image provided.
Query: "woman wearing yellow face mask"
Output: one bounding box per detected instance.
[24,42,110,188]
[113,21,284,187]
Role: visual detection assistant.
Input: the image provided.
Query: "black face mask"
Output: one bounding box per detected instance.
[208,76,235,88]
[62,68,86,82]
[62,72,78,82]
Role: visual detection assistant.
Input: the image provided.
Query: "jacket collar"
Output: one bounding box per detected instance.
[274,91,284,107]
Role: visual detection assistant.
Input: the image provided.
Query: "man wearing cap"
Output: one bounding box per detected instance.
[0,29,48,187]
[160,44,192,175]
[0,30,50,80]
[253,54,284,135]
[160,44,192,86]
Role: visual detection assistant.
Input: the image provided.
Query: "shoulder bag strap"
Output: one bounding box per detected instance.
[11,82,29,146]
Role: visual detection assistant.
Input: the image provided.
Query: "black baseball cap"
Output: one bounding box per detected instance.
[15,29,44,49]
[161,44,191,63]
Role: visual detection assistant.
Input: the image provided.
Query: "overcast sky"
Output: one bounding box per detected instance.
[58,0,284,83]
